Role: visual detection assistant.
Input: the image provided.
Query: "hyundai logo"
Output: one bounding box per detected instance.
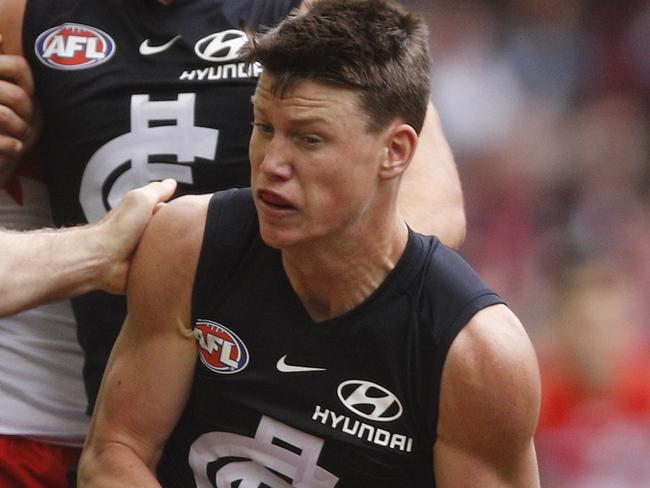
[194,29,248,62]
[337,380,403,422]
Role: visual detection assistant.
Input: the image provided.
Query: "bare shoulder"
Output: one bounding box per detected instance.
[141,194,211,248]
[0,0,28,54]
[145,192,209,232]
[128,194,212,304]
[435,304,541,484]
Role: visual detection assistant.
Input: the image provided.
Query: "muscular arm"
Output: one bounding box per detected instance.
[398,102,465,247]
[0,179,177,317]
[434,304,541,487]
[78,194,209,487]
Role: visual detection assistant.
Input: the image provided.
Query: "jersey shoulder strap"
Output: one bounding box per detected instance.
[191,188,258,314]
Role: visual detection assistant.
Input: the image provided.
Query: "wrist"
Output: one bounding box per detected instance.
[73,223,116,294]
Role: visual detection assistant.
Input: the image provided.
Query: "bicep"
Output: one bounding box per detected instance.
[434,304,541,487]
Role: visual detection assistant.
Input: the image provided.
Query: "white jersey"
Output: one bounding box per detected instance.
[0,162,88,447]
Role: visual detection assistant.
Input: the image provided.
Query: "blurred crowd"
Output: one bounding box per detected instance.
[406,0,650,486]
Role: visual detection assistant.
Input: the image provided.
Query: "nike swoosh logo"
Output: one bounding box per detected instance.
[139,35,182,56]
[276,355,326,373]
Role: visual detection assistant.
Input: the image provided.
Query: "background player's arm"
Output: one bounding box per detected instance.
[397,102,465,247]
[0,179,177,317]
[78,194,209,487]
[0,0,36,186]
[434,304,541,487]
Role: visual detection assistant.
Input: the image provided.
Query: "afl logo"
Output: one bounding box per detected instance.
[35,23,115,70]
[337,380,403,422]
[193,320,249,374]
[194,29,248,62]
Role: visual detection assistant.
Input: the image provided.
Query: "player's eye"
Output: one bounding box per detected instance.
[253,122,274,135]
[301,135,322,145]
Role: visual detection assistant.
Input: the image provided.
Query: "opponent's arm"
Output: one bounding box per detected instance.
[0,0,36,185]
[434,304,541,487]
[0,179,177,317]
[398,102,466,248]
[78,194,209,487]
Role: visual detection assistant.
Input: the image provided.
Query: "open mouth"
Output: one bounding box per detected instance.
[258,190,296,211]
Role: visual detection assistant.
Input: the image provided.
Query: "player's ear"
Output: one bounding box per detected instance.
[379,123,418,181]
[295,0,318,14]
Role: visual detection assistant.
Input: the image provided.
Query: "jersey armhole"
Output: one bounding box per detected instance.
[430,292,504,438]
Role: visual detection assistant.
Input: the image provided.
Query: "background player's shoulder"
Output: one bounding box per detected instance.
[222,0,302,30]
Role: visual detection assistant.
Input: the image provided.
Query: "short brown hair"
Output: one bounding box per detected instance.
[241,0,431,134]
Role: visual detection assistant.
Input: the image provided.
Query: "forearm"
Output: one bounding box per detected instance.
[0,224,107,317]
[78,442,161,488]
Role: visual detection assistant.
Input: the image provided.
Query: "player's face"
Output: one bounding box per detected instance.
[250,73,389,249]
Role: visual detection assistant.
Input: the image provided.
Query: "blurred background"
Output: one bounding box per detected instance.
[404,0,650,486]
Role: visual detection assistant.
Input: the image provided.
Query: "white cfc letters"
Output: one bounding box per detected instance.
[189,416,339,488]
[79,93,219,222]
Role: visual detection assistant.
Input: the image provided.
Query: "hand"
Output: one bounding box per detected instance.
[0,34,37,184]
[95,179,178,294]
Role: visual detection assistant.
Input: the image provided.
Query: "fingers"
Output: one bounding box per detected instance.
[104,179,178,224]
[0,128,23,155]
[0,78,33,122]
[0,46,35,97]
[97,179,178,294]
[0,89,31,138]
[119,179,178,218]
[135,178,178,209]
[0,41,35,164]
[0,95,30,161]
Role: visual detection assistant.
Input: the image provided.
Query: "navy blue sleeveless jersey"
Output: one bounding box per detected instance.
[157,188,503,487]
[22,0,300,411]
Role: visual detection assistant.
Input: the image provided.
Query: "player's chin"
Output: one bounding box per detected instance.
[258,224,303,250]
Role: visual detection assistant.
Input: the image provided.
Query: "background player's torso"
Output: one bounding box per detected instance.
[21,0,300,411]
[23,0,300,226]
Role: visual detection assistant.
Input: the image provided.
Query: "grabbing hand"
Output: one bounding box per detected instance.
[95,179,178,294]
[0,34,37,184]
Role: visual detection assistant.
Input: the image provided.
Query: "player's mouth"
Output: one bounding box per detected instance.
[257,189,297,213]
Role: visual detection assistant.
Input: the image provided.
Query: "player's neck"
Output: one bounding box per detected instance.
[282,216,408,323]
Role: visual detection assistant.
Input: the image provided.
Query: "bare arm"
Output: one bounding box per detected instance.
[78,194,210,487]
[398,102,465,247]
[0,0,26,55]
[0,0,35,186]
[434,304,541,487]
[0,179,177,317]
